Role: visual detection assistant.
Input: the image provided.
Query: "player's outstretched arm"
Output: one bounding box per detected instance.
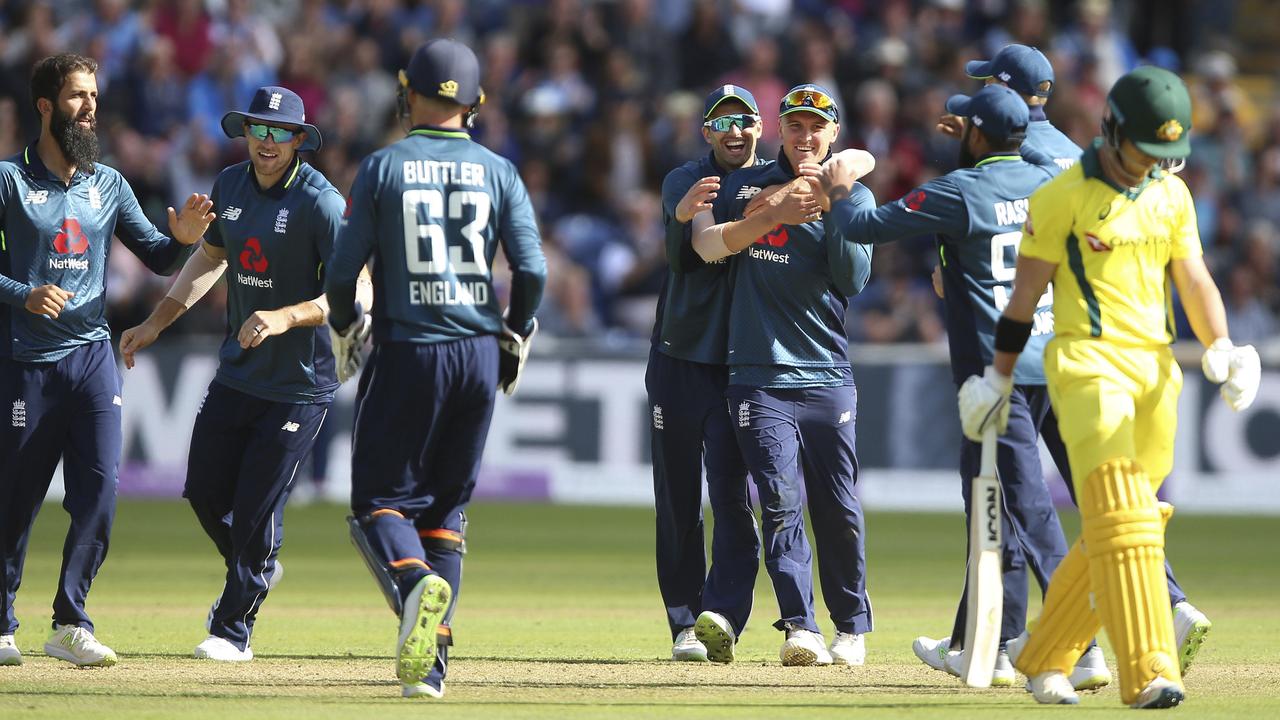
[1171,255,1261,411]
[692,171,822,262]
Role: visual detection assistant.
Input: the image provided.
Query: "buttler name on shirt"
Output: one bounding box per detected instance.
[402,160,486,187]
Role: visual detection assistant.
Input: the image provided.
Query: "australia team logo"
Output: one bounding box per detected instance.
[239,237,269,272]
[53,218,89,254]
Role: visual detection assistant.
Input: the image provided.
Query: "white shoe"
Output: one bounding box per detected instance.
[402,680,444,698]
[830,632,866,666]
[912,636,959,676]
[194,635,254,662]
[0,634,21,666]
[1173,601,1211,675]
[671,626,708,662]
[1069,645,1111,690]
[943,645,1015,686]
[1027,671,1080,705]
[1131,676,1185,709]
[693,611,735,663]
[44,625,117,667]
[207,561,285,632]
[780,628,832,666]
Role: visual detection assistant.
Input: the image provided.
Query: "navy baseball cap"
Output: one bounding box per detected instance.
[221,86,322,151]
[945,84,1030,141]
[779,84,839,123]
[401,38,483,106]
[966,44,1055,98]
[703,84,759,119]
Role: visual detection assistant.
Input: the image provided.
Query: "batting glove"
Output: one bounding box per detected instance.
[957,366,1013,442]
[1202,338,1261,411]
[330,312,372,384]
[498,317,538,396]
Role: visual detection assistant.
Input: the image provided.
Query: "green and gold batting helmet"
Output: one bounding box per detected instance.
[1104,66,1192,159]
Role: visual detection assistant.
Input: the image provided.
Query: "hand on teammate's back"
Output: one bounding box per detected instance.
[675,177,720,223]
[24,284,74,319]
[167,193,217,245]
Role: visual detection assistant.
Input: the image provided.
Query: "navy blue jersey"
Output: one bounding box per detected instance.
[1025,106,1081,175]
[714,155,875,388]
[205,160,343,404]
[0,145,191,362]
[326,126,546,342]
[652,151,766,365]
[826,154,1056,385]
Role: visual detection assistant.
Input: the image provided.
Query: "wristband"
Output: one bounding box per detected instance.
[994,316,1033,353]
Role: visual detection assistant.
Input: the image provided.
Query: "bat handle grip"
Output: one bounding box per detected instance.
[979,425,998,478]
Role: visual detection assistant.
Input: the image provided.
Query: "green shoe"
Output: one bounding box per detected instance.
[694,611,735,663]
[1173,601,1211,675]
[396,575,452,684]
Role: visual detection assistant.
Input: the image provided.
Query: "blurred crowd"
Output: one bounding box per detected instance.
[1,0,1277,347]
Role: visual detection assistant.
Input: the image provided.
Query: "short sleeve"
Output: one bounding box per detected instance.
[1167,177,1202,260]
[1018,180,1072,265]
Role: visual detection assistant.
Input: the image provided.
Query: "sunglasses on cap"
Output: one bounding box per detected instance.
[782,89,837,115]
[245,123,299,143]
[703,113,761,133]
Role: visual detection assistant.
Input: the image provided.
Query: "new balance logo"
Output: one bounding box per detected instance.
[736,186,762,200]
[281,422,301,433]
[24,190,48,204]
[113,395,122,407]
[11,400,26,428]
[221,206,243,221]
[838,410,851,425]
[652,405,664,430]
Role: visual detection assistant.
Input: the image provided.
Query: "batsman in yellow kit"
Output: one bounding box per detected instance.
[956,66,1262,708]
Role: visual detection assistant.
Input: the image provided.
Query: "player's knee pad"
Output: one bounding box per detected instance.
[1080,458,1179,702]
[418,527,466,556]
[1015,539,1099,676]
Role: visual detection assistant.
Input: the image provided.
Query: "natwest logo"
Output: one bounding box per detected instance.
[53,218,89,254]
[239,237,269,272]
[755,225,789,247]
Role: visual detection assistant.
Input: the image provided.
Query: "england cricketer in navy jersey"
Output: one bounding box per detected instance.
[118,87,357,662]
[0,54,213,667]
[693,84,876,667]
[325,39,546,699]
[648,85,764,664]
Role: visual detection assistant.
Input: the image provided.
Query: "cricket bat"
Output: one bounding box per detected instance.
[962,424,1002,688]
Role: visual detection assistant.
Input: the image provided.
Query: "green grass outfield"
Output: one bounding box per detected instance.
[3,500,1278,718]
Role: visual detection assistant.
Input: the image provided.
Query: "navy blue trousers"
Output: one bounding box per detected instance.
[184,380,328,650]
[949,384,1186,646]
[726,384,872,636]
[645,348,759,640]
[1,340,120,634]
[350,336,498,686]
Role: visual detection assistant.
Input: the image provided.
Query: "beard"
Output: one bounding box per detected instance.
[51,105,100,172]
[957,124,976,169]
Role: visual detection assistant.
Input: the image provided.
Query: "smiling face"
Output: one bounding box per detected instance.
[779,110,838,167]
[244,121,305,186]
[702,98,761,170]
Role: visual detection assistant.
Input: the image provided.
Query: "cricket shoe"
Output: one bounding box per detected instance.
[1069,645,1111,690]
[1026,671,1081,705]
[943,645,1015,686]
[0,634,21,665]
[671,626,708,662]
[830,632,866,666]
[1131,676,1185,709]
[780,628,832,666]
[912,636,960,677]
[194,635,253,662]
[44,625,117,667]
[403,678,444,698]
[207,561,284,632]
[396,575,452,684]
[693,611,735,663]
[1173,601,1211,675]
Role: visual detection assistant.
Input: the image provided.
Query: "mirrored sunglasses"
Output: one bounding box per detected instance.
[782,89,837,113]
[703,114,761,133]
[246,123,298,143]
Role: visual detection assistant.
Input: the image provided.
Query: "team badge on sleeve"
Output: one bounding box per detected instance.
[902,188,927,212]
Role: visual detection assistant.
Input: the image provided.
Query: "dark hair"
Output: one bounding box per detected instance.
[30,54,98,113]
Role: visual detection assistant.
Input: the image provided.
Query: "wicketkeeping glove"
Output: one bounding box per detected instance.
[1201,338,1261,411]
[330,312,372,384]
[498,317,538,396]
[957,366,1013,442]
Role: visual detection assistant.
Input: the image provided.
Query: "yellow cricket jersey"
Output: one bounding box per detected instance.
[1018,141,1201,348]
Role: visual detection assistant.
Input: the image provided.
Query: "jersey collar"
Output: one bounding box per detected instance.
[248,157,303,199]
[22,142,91,185]
[974,153,1022,167]
[1080,138,1163,199]
[408,124,471,140]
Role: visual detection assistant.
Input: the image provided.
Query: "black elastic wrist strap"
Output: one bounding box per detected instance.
[994,316,1033,353]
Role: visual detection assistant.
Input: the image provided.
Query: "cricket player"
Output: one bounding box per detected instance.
[118,87,361,661]
[819,84,1078,686]
[648,85,764,663]
[0,53,213,667]
[957,66,1261,708]
[693,84,876,667]
[325,39,546,699]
